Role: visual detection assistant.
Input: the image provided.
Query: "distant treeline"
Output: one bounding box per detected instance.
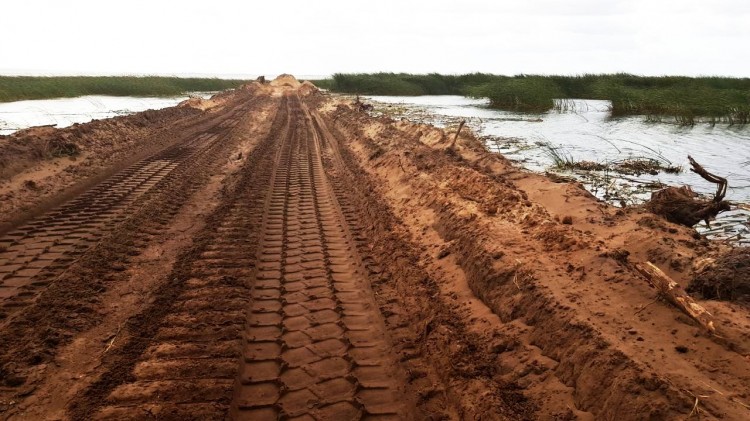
[311,73,750,125]
[0,76,248,103]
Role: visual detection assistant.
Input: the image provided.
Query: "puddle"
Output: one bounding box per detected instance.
[363,95,750,245]
[0,93,215,136]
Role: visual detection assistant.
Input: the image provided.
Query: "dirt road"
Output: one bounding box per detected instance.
[0,76,749,420]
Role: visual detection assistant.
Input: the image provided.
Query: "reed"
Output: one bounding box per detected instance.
[0,76,247,103]
[318,73,750,123]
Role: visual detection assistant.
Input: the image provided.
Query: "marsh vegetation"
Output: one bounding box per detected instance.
[316,73,750,125]
[0,76,247,103]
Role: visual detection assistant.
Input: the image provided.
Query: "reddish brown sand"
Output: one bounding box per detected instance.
[0,76,747,420]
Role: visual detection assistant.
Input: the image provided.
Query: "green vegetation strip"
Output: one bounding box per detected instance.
[313,73,750,124]
[0,76,248,103]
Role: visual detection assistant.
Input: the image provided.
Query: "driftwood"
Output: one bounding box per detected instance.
[635,261,716,333]
[645,155,730,227]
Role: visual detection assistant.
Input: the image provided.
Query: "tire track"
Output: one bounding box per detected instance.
[0,101,251,322]
[77,93,413,420]
[0,95,273,417]
[231,94,406,420]
[76,96,289,420]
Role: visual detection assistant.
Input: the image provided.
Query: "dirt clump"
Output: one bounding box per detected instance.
[646,186,730,227]
[689,248,750,303]
[178,96,212,110]
[645,156,731,227]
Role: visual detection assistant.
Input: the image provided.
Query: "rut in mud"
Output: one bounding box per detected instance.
[65,94,416,420]
[231,96,407,418]
[0,100,250,320]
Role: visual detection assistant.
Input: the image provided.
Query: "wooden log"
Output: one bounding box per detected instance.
[634,261,716,333]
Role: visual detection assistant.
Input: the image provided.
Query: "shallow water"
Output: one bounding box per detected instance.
[0,93,213,136]
[365,95,750,245]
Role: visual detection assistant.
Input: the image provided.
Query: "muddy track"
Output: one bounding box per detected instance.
[231,95,408,420]
[0,92,271,418]
[0,98,252,322]
[68,93,413,420]
[7,78,745,420]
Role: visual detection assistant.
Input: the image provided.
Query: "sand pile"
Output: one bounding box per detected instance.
[270,74,301,88]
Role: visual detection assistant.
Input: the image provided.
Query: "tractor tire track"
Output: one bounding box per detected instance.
[0,98,253,323]
[73,93,415,420]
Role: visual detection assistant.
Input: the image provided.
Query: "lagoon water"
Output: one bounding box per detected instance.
[366,95,750,244]
[0,94,213,136]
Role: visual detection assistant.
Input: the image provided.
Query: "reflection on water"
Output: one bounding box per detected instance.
[0,93,214,136]
[365,95,750,246]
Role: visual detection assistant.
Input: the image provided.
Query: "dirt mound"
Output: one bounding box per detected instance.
[270,73,301,88]
[0,98,218,227]
[298,80,319,96]
[689,248,750,302]
[178,97,209,110]
[0,106,196,181]
[11,125,58,139]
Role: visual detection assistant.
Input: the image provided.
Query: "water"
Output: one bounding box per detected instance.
[365,95,750,245]
[0,93,214,136]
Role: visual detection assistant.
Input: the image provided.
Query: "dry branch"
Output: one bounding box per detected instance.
[449,120,466,149]
[688,155,727,202]
[635,261,716,333]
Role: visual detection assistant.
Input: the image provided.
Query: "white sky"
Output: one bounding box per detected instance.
[2,0,748,78]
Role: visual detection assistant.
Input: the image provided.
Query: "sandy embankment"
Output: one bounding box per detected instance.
[314,94,750,420]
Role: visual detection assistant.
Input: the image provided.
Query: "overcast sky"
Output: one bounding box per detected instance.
[2,0,748,78]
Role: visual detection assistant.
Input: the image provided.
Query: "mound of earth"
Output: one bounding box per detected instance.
[178,97,210,110]
[689,248,750,302]
[270,73,301,88]
[299,80,319,96]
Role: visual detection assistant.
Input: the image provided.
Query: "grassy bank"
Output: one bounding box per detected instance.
[317,73,750,123]
[0,76,248,103]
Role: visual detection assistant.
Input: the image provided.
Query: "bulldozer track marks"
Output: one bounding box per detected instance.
[0,103,251,320]
[85,94,408,420]
[232,96,403,420]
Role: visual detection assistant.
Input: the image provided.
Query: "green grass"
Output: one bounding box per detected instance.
[315,73,750,124]
[0,76,249,103]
